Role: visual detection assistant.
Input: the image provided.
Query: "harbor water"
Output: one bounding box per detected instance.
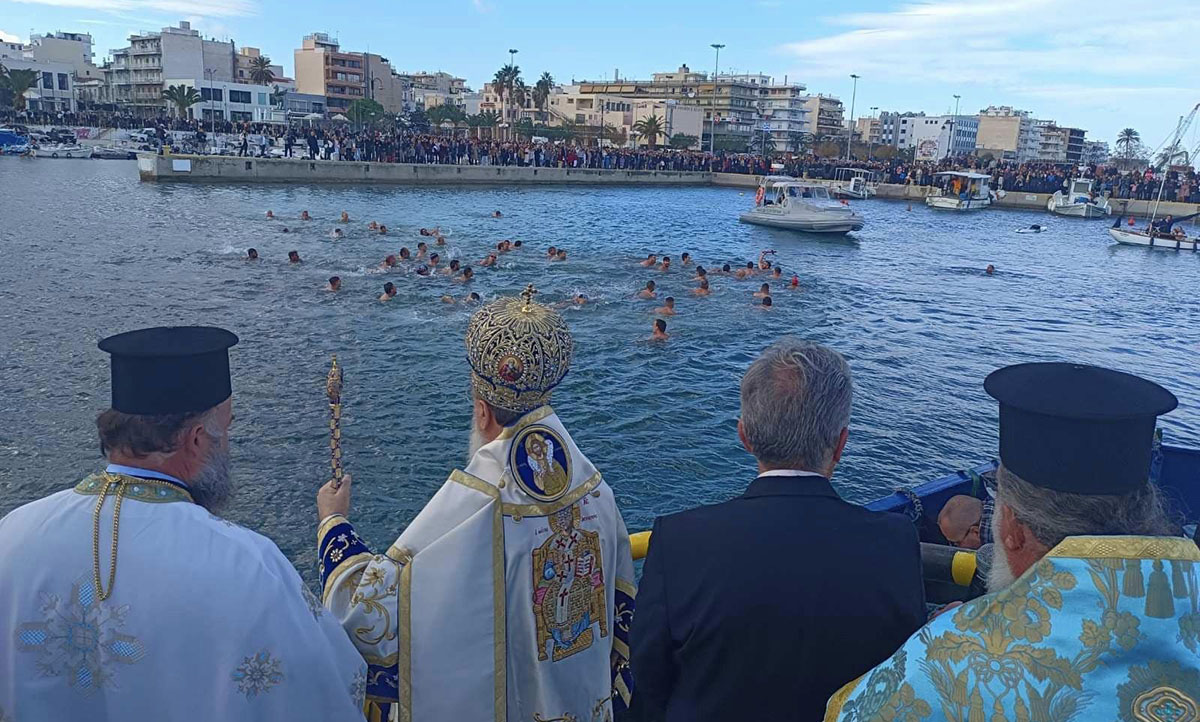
[2,158,1199,584]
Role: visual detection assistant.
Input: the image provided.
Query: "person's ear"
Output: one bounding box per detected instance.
[737,419,753,455]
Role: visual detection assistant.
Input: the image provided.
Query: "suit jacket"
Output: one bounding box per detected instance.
[629,473,926,722]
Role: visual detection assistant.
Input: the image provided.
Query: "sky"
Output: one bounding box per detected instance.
[2,0,1197,150]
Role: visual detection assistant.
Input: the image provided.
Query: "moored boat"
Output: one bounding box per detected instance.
[739,176,865,234]
[925,171,995,211]
[832,168,878,200]
[1047,178,1110,218]
[92,145,137,160]
[33,144,93,159]
[1108,226,1200,251]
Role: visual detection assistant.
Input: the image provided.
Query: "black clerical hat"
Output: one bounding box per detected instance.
[98,326,239,415]
[984,362,1177,495]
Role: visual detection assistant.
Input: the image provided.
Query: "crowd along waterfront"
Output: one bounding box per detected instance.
[2,159,1200,586]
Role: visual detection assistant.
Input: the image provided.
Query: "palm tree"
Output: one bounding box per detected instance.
[0,68,40,112]
[511,79,529,117]
[471,110,500,139]
[632,114,666,148]
[532,72,553,121]
[162,84,202,119]
[249,55,275,85]
[1115,128,1140,159]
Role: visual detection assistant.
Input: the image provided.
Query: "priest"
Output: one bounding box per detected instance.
[0,326,368,721]
[825,362,1199,722]
[317,286,636,722]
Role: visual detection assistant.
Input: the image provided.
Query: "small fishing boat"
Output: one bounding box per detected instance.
[92,145,137,160]
[739,176,865,234]
[925,171,995,211]
[1108,225,1199,252]
[832,168,878,200]
[33,144,93,159]
[1047,178,1110,218]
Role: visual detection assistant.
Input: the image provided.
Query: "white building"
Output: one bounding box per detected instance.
[166,78,284,123]
[1083,140,1110,165]
[0,45,77,112]
[904,114,978,160]
[756,80,810,151]
[108,21,235,116]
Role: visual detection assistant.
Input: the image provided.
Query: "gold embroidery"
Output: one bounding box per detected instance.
[317,513,347,542]
[509,425,572,502]
[398,561,413,722]
[74,473,193,504]
[504,472,603,518]
[533,505,608,663]
[1048,536,1200,562]
[321,552,373,606]
[1131,685,1198,722]
[496,405,556,441]
[823,675,865,722]
[449,468,501,499]
[492,475,506,722]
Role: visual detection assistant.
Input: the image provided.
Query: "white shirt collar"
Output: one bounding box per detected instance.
[757,469,826,479]
[105,463,186,486]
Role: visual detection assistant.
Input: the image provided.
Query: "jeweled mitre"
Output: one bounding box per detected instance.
[466,286,573,413]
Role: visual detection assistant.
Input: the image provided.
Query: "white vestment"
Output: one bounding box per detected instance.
[0,467,368,722]
[320,407,636,722]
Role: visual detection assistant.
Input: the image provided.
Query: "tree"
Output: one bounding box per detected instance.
[427,104,466,125]
[786,131,812,154]
[632,114,666,147]
[872,144,897,160]
[712,137,748,153]
[0,67,40,112]
[161,84,202,118]
[669,133,698,149]
[814,140,842,158]
[249,55,275,85]
[532,72,554,121]
[469,110,500,138]
[1115,128,1140,158]
[347,98,385,125]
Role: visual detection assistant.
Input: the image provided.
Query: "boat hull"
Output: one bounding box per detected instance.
[739,211,864,234]
[925,195,991,211]
[33,145,93,159]
[1108,227,1199,251]
[1051,203,1108,218]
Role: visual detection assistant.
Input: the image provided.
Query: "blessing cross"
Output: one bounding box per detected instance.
[520,283,538,311]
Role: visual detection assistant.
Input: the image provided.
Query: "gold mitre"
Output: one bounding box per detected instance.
[466,284,573,413]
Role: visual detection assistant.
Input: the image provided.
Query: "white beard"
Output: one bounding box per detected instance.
[189,441,234,514]
[467,420,487,464]
[987,502,1017,592]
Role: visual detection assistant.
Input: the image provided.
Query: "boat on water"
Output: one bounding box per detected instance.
[1047,178,1111,218]
[0,128,32,156]
[925,171,995,211]
[832,168,878,200]
[739,176,865,234]
[33,144,93,159]
[631,436,1200,603]
[92,145,137,160]
[1108,225,1200,251]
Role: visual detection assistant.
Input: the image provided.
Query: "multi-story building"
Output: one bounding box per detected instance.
[401,72,468,113]
[1082,140,1110,165]
[0,51,76,112]
[976,106,1034,161]
[167,77,284,123]
[877,111,923,147]
[234,46,285,85]
[1034,120,1066,162]
[2,30,105,111]
[1063,127,1086,165]
[542,85,702,147]
[903,115,977,160]
[800,94,844,141]
[108,21,235,116]
[755,78,810,152]
[25,31,102,80]
[294,33,365,114]
[855,116,881,145]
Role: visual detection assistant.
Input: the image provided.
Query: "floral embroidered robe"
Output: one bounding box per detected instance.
[826,535,1200,722]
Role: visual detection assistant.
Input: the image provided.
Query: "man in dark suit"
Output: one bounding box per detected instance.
[630,339,926,722]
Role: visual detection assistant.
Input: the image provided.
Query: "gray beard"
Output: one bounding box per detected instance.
[189,442,234,514]
[467,421,487,464]
[987,502,1017,592]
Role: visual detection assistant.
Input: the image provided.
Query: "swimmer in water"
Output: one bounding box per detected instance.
[288,250,301,263]
[442,291,482,304]
[693,279,711,296]
[246,248,259,260]
[554,249,567,262]
[641,253,658,268]
[637,280,657,299]
[399,247,412,260]
[758,250,775,271]
[443,259,461,275]
[265,210,275,220]
[378,225,388,235]
[301,211,311,221]
[721,263,732,274]
[435,234,446,246]
[340,211,350,223]
[331,228,344,240]
[790,274,800,290]
[651,318,669,341]
[428,253,441,267]
[480,253,498,267]
[772,267,783,280]
[754,283,771,299]
[419,228,431,236]
[660,256,671,271]
[492,210,502,218]
[416,242,428,259]
[281,227,290,233]
[369,221,379,231]
[681,252,692,266]
[457,267,474,283]
[513,240,523,249]
[326,276,342,292]
[758,296,773,310]
[653,296,677,316]
[497,241,509,254]
[381,254,398,269]
[694,266,707,282]
[415,265,431,276]
[547,245,558,259]
[573,294,587,305]
[986,264,995,275]
[735,262,755,279]
[379,282,397,301]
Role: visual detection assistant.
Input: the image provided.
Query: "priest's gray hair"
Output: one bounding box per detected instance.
[97,405,224,458]
[740,338,852,472]
[996,464,1176,549]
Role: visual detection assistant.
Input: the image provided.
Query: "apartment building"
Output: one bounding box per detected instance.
[800,94,844,140]
[234,46,285,84]
[108,21,235,115]
[755,79,810,151]
[294,33,365,114]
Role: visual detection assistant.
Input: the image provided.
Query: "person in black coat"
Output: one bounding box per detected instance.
[630,339,926,722]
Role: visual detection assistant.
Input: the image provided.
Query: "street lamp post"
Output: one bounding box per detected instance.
[948,93,961,160]
[204,68,216,134]
[507,48,518,141]
[709,43,724,154]
[846,73,859,160]
[868,106,878,159]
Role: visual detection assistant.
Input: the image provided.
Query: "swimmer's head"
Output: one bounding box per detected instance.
[574,294,587,304]
[383,282,396,296]
[385,254,397,266]
[301,210,310,219]
[282,227,290,233]
[340,211,349,221]
[497,242,505,250]
[469,292,481,302]
[418,242,427,250]
[430,253,440,264]
[266,211,274,218]
[549,246,558,255]
[247,248,259,260]
[379,225,387,234]
[697,266,707,277]
[773,267,782,277]
[760,283,770,293]
[654,319,667,332]
[647,253,657,261]
[449,259,461,271]
[665,296,675,308]
[791,275,799,286]
[986,264,995,275]
[682,252,690,262]
[556,250,566,259]
[416,265,430,276]
[288,250,300,262]
[762,296,773,307]
[513,240,522,248]
[723,263,731,272]
[646,280,656,291]
[329,276,341,290]
[746,262,754,269]
[462,267,474,279]
[400,247,411,259]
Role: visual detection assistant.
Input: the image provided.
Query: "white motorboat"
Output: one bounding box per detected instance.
[1108,226,1199,251]
[739,176,865,234]
[1048,178,1110,218]
[925,171,995,211]
[92,145,136,160]
[832,168,878,200]
[34,144,93,159]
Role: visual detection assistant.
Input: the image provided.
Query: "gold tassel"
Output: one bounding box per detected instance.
[1145,559,1175,619]
[1014,698,1031,722]
[969,687,986,722]
[991,698,1010,722]
[1122,558,1145,597]
[1172,560,1191,599]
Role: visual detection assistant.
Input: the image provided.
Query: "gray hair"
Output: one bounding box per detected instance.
[740,338,852,471]
[97,405,223,458]
[997,464,1176,548]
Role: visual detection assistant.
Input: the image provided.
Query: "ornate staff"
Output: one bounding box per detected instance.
[326,355,345,490]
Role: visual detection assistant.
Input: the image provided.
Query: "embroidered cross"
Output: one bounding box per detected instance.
[520,284,538,311]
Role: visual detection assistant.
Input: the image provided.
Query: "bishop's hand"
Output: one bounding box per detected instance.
[317,473,352,521]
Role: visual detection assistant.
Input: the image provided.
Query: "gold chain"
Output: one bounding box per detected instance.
[91,475,127,602]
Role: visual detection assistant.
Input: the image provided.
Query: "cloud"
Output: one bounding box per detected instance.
[472,0,492,11]
[775,0,1200,140]
[0,29,21,42]
[6,0,255,16]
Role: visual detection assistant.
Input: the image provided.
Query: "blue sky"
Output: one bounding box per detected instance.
[2,0,1195,150]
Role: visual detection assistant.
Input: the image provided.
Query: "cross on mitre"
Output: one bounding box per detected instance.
[520,284,539,311]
